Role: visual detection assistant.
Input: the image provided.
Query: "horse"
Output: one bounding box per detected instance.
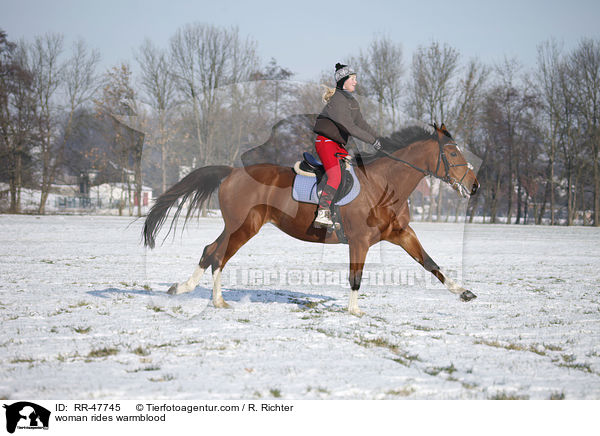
[143,123,480,315]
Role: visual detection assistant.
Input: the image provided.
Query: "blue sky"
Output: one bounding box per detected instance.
[3,0,600,81]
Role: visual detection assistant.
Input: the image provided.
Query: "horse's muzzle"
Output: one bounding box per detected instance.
[471,180,479,196]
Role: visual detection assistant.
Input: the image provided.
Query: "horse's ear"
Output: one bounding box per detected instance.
[432,123,445,141]
[437,123,453,140]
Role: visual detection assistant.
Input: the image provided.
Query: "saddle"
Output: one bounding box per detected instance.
[293,152,355,204]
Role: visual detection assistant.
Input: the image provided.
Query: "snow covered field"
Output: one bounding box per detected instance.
[1,214,599,400]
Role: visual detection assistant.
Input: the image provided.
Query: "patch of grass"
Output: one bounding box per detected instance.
[386,387,415,397]
[474,339,546,356]
[88,347,119,358]
[142,284,152,291]
[128,366,161,373]
[290,298,323,309]
[132,346,150,356]
[50,308,71,316]
[315,328,338,339]
[269,388,282,398]
[10,357,35,364]
[461,381,479,390]
[561,354,576,363]
[413,325,435,332]
[558,362,593,373]
[146,305,164,313]
[73,326,91,334]
[149,374,175,382]
[69,301,91,309]
[307,386,330,395]
[237,318,250,324]
[357,337,400,353]
[300,314,322,320]
[544,343,563,352]
[154,342,175,349]
[549,392,566,400]
[356,336,420,367]
[392,354,421,367]
[425,363,457,377]
[489,391,530,400]
[56,351,81,362]
[186,339,202,345]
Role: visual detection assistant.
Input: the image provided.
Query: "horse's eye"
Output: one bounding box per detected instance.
[450,152,457,157]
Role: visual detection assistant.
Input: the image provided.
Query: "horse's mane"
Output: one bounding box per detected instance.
[356,125,438,166]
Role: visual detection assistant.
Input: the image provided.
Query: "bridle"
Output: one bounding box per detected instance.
[377,136,473,197]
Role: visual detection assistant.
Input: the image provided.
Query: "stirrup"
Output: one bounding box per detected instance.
[313,209,334,228]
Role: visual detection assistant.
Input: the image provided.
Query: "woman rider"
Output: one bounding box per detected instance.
[312,63,382,228]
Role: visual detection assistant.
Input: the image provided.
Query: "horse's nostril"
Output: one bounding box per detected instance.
[471,182,479,195]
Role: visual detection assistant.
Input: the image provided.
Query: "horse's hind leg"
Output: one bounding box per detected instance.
[386,226,476,301]
[207,208,267,308]
[166,233,227,295]
[167,265,206,295]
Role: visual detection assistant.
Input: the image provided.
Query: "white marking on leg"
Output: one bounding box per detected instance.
[167,266,205,295]
[212,268,230,308]
[348,290,363,316]
[444,276,466,295]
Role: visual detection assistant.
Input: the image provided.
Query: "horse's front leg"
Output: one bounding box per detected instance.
[386,226,476,301]
[347,241,370,316]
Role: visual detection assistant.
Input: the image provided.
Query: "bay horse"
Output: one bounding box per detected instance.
[143,123,479,315]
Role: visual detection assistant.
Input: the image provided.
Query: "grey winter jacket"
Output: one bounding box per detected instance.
[313,89,377,146]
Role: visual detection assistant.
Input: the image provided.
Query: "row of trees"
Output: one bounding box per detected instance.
[1,24,599,225]
[350,37,600,225]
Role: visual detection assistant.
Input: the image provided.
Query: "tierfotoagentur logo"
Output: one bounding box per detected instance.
[2,402,50,433]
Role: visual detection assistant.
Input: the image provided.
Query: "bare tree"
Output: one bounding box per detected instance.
[250,58,293,124]
[451,59,488,143]
[407,41,460,124]
[492,57,526,224]
[353,36,404,132]
[169,23,258,167]
[570,38,600,226]
[406,41,460,221]
[24,34,100,214]
[136,39,176,195]
[0,31,36,213]
[555,58,582,225]
[28,33,64,214]
[535,39,564,224]
[96,64,145,216]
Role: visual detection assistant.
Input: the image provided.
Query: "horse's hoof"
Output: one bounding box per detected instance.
[213,299,231,309]
[348,308,365,317]
[167,284,179,295]
[460,290,477,302]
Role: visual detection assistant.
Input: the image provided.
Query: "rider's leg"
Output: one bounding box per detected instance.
[314,136,343,227]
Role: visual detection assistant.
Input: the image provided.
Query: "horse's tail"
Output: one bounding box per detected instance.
[143,165,234,249]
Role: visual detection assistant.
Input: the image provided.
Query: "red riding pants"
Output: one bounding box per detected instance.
[315,135,348,193]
